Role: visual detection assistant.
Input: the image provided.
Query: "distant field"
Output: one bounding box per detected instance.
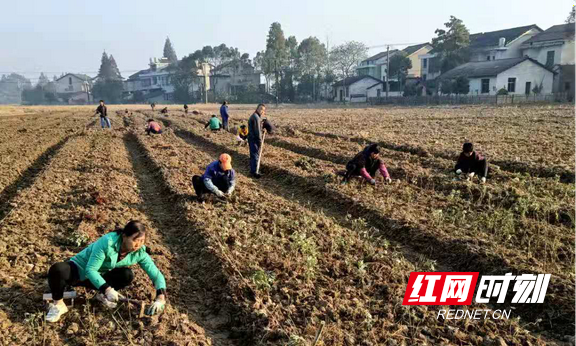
[0,104,573,345]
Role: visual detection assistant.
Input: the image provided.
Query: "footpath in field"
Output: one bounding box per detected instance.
[130,111,559,345]
[0,125,216,345]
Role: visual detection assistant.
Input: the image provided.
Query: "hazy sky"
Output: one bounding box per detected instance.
[2,0,573,81]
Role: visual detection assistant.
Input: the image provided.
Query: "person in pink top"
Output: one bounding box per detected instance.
[343,144,391,185]
[145,119,162,135]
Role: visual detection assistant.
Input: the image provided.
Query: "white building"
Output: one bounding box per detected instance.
[419,24,542,81]
[437,57,554,96]
[54,73,93,104]
[332,75,386,102]
[521,23,575,94]
[357,43,432,82]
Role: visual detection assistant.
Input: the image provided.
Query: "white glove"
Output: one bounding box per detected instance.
[468,172,475,178]
[215,190,225,198]
[105,287,119,302]
[456,169,462,174]
[385,177,392,183]
[370,179,376,185]
[145,299,166,316]
[480,177,486,184]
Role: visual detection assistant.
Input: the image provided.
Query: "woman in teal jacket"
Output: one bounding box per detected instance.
[45,221,166,322]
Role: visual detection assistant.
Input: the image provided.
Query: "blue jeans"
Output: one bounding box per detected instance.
[248,139,260,174]
[222,116,229,131]
[100,117,111,128]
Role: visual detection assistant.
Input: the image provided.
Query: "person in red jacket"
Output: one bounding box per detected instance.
[145,119,162,135]
[454,142,488,184]
[343,144,391,185]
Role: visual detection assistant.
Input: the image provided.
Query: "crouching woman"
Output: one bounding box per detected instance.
[45,221,166,322]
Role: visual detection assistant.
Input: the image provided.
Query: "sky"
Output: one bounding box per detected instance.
[2,0,573,82]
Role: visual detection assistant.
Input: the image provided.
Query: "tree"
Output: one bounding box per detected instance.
[170,54,198,103]
[297,37,327,100]
[38,73,50,87]
[22,85,45,104]
[93,50,123,103]
[330,41,368,101]
[453,76,469,94]
[280,35,299,102]
[388,52,412,91]
[567,2,575,23]
[265,22,289,104]
[163,37,178,63]
[432,16,470,73]
[108,55,123,79]
[97,52,114,80]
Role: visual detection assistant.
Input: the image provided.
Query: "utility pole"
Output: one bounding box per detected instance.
[386,45,390,99]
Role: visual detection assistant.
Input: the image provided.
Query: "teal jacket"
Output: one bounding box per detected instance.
[70,232,166,291]
[206,117,222,130]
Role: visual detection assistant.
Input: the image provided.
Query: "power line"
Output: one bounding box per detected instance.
[367,42,424,49]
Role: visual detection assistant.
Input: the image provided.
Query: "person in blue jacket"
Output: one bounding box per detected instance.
[192,153,236,201]
[45,221,167,322]
[220,100,230,131]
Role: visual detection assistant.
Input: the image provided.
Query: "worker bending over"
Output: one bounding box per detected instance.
[45,221,167,322]
[236,125,249,145]
[145,119,162,135]
[205,114,222,132]
[192,153,236,201]
[343,144,391,185]
[455,142,488,184]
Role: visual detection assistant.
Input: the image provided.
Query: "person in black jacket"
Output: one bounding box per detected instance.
[455,142,488,184]
[248,104,266,178]
[343,144,391,185]
[95,100,111,128]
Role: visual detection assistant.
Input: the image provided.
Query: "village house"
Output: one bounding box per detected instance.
[521,23,575,94]
[420,24,542,81]
[54,73,93,104]
[357,43,432,81]
[437,57,554,96]
[332,75,384,102]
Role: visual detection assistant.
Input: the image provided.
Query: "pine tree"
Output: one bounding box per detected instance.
[108,55,123,80]
[97,51,114,80]
[38,72,50,87]
[163,37,178,63]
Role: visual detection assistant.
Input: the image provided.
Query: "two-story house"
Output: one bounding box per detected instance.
[54,73,93,104]
[521,23,575,94]
[420,24,542,81]
[357,43,432,81]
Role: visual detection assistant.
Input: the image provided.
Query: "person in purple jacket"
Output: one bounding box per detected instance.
[454,142,488,184]
[343,144,391,185]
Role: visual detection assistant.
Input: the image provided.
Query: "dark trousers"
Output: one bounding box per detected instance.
[343,159,381,182]
[48,261,134,300]
[146,128,162,135]
[456,160,488,178]
[248,139,260,174]
[222,117,229,131]
[192,175,231,198]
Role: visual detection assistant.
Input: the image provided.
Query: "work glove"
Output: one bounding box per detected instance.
[145,299,166,316]
[467,172,475,178]
[369,179,376,185]
[105,287,119,302]
[215,190,225,198]
[480,177,486,184]
[385,177,392,184]
[455,169,462,174]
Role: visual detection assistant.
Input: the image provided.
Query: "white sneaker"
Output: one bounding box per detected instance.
[46,303,68,323]
[96,293,117,309]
